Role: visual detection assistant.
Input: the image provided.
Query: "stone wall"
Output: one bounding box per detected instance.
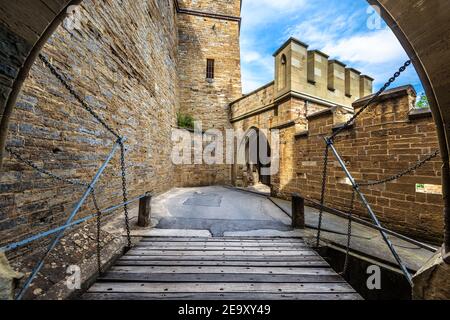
[0,0,179,257]
[173,128,232,187]
[176,0,242,186]
[177,0,242,129]
[274,86,443,243]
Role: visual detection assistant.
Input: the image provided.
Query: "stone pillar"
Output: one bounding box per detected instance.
[0,253,23,300]
[413,246,450,300]
[292,193,305,229]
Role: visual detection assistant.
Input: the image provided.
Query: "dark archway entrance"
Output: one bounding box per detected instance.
[242,127,272,187]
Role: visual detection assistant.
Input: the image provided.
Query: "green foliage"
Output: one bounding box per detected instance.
[177,112,195,130]
[416,92,430,109]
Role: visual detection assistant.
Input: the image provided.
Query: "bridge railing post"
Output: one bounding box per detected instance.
[292,193,305,229]
[138,192,152,228]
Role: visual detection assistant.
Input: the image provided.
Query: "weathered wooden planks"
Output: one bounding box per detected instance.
[82,292,363,300]
[84,237,361,300]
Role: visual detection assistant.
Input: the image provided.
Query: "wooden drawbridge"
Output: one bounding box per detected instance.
[83,236,361,300]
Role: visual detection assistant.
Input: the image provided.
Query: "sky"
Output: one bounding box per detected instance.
[240,0,424,96]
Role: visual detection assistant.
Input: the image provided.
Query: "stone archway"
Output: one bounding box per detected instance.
[0,0,449,299]
[235,127,272,188]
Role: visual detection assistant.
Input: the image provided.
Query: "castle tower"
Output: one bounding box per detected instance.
[273,37,373,107]
[177,0,243,130]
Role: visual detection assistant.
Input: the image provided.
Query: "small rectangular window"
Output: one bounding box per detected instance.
[206,59,215,79]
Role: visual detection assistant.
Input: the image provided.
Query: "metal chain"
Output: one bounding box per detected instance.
[5,146,88,187]
[120,142,132,249]
[316,144,330,247]
[331,60,412,139]
[39,53,133,249]
[359,149,440,187]
[7,145,106,273]
[38,54,121,140]
[90,190,103,275]
[341,189,356,276]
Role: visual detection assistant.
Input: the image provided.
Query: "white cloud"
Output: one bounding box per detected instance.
[322,28,407,64]
[240,0,420,94]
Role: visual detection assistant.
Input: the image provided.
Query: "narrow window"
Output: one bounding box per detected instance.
[278,54,287,90]
[206,59,215,80]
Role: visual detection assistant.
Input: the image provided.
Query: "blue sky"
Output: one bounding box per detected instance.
[240,0,424,96]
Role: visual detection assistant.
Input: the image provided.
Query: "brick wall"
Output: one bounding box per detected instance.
[0,0,179,257]
[273,86,443,243]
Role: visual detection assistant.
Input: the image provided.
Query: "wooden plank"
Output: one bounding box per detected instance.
[119,255,322,261]
[98,273,344,283]
[126,250,317,256]
[81,292,362,300]
[107,266,336,275]
[135,242,309,248]
[139,237,304,243]
[88,282,357,294]
[133,245,310,251]
[115,260,330,267]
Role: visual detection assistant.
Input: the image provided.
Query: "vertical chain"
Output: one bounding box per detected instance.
[341,189,356,276]
[316,143,330,247]
[119,141,132,249]
[90,190,103,275]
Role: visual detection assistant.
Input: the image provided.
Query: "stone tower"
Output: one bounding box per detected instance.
[177,0,242,130]
[273,38,373,107]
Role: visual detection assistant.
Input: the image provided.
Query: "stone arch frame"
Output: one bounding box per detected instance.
[0,0,449,255]
[278,54,287,90]
[235,126,272,187]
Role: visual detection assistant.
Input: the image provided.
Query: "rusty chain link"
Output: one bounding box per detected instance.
[5,146,88,187]
[331,60,412,140]
[341,189,356,276]
[38,54,121,140]
[90,191,103,275]
[315,143,330,247]
[316,59,416,251]
[7,144,105,274]
[358,149,440,187]
[40,52,132,249]
[120,142,132,249]
[12,54,133,269]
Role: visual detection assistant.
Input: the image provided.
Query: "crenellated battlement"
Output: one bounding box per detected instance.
[273,37,374,107]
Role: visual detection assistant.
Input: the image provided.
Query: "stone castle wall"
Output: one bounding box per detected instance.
[1,0,180,256]
[273,87,443,243]
[176,0,242,186]
[0,0,244,258]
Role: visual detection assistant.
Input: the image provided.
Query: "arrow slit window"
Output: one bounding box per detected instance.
[206,59,215,80]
